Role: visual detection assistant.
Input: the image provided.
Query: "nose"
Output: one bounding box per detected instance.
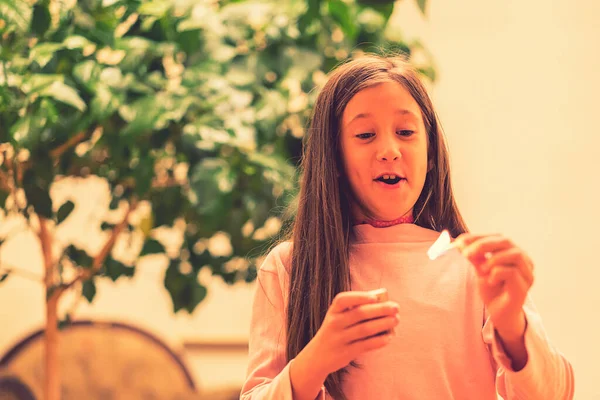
[376,135,402,161]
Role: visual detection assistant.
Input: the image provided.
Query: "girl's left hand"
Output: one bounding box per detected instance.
[454,234,535,342]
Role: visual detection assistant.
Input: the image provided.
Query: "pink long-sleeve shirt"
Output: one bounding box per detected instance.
[241,223,574,399]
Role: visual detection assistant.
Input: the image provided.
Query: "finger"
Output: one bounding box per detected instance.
[330,291,379,313]
[504,269,532,299]
[464,235,513,258]
[341,301,399,328]
[344,315,399,344]
[463,236,513,269]
[452,233,489,251]
[487,265,530,288]
[480,248,534,284]
[347,330,393,354]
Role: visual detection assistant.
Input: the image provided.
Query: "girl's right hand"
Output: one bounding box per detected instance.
[307,290,400,376]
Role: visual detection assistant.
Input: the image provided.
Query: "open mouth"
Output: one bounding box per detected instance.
[374,175,404,185]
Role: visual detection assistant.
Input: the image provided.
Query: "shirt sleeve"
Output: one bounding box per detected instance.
[240,244,327,400]
[482,296,575,400]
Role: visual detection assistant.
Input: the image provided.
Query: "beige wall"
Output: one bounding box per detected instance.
[394,0,600,398]
[1,0,599,398]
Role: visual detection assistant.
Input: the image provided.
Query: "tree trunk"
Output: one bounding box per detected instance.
[45,292,60,400]
[39,218,60,400]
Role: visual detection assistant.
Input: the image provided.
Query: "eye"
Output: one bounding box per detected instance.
[397,130,415,137]
[356,133,375,139]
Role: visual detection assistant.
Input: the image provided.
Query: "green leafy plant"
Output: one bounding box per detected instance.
[0,0,433,398]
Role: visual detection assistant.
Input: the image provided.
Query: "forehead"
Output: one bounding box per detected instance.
[341,81,423,126]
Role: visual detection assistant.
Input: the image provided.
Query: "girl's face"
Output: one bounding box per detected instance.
[340,81,429,221]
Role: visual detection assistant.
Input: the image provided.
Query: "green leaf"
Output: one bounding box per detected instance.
[119,97,162,137]
[109,196,120,210]
[63,35,95,50]
[244,264,257,283]
[139,212,153,236]
[0,0,31,31]
[132,156,154,196]
[247,152,295,183]
[417,65,436,82]
[22,74,64,94]
[99,68,124,88]
[29,43,65,68]
[91,84,122,119]
[225,66,255,87]
[0,272,9,283]
[189,158,237,215]
[23,184,53,219]
[298,0,321,31]
[31,3,51,36]
[73,61,101,90]
[164,260,207,313]
[0,191,8,209]
[39,81,87,112]
[140,15,158,31]
[150,186,185,227]
[101,222,116,231]
[328,0,357,40]
[58,313,72,330]
[65,245,93,268]
[56,200,75,224]
[104,255,134,281]
[362,2,395,24]
[140,238,165,256]
[138,0,171,17]
[82,280,96,303]
[40,98,60,125]
[10,117,33,145]
[416,0,427,15]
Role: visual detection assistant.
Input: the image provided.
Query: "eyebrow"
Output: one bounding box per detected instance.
[345,109,419,127]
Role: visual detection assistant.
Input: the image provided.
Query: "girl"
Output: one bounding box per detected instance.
[241,54,574,400]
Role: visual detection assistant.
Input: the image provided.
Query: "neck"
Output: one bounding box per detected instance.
[355,213,415,228]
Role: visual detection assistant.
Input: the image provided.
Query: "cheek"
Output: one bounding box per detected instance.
[405,145,429,177]
[345,164,366,187]
[341,144,366,179]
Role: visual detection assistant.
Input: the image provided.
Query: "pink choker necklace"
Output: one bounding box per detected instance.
[356,214,415,228]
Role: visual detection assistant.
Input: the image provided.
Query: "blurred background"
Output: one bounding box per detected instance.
[0,0,598,399]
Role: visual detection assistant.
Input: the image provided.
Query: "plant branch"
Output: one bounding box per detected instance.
[0,265,44,283]
[66,284,84,316]
[15,157,23,185]
[1,149,21,208]
[61,198,138,292]
[49,131,87,160]
[38,217,54,288]
[0,169,11,192]
[0,148,15,195]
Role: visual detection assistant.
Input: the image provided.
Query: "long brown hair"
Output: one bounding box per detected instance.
[285,54,468,399]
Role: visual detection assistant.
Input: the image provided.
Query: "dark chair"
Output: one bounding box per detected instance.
[0,373,36,400]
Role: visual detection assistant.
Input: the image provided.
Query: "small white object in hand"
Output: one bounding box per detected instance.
[427,230,456,260]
